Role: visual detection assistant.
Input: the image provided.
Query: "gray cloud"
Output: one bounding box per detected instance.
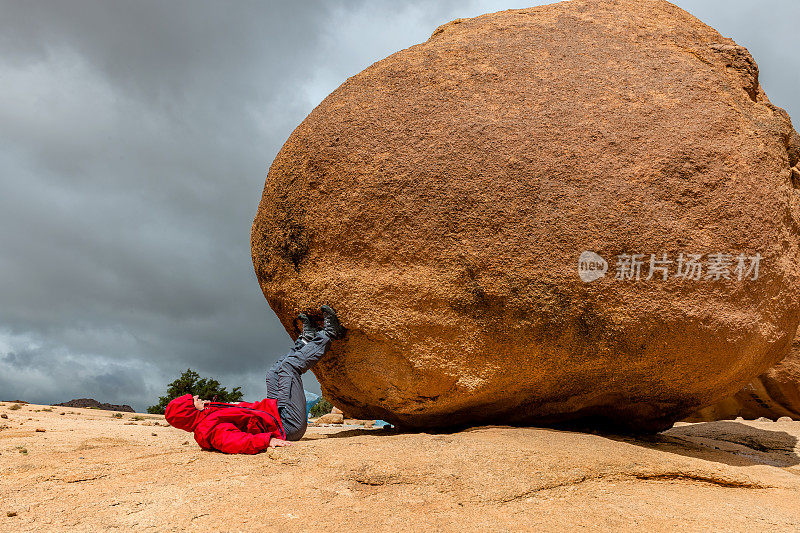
[0,1,798,411]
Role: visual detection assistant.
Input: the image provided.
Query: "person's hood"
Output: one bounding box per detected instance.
[164,393,205,432]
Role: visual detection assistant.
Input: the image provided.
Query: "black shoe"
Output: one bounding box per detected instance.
[320,305,345,339]
[297,313,319,343]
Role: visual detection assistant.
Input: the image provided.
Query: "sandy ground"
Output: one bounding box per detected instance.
[2,402,800,531]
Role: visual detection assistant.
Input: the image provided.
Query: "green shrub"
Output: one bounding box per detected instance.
[8,404,21,411]
[310,398,333,418]
[147,369,243,415]
[111,413,123,419]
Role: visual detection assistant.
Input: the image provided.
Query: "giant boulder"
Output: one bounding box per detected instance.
[252,0,800,431]
[687,332,800,422]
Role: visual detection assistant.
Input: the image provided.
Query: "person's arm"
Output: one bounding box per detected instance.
[207,422,290,454]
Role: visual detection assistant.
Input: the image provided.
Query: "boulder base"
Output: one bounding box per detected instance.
[252,0,800,430]
[687,334,800,422]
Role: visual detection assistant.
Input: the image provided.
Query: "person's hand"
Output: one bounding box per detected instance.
[193,395,209,410]
[268,437,291,448]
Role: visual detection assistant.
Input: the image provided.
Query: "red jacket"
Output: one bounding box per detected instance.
[164,394,286,454]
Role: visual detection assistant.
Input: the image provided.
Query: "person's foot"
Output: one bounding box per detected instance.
[297,313,319,343]
[320,305,346,339]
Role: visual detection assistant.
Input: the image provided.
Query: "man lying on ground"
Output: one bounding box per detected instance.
[164,305,346,454]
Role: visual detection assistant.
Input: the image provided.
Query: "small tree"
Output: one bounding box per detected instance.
[310,398,333,418]
[148,368,243,414]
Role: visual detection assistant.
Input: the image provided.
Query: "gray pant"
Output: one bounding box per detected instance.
[266,331,332,441]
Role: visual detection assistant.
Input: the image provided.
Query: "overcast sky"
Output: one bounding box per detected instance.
[1,1,798,412]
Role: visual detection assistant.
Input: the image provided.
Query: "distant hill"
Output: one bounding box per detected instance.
[54,398,135,412]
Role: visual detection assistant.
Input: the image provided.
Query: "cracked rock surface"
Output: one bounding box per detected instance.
[251,0,800,430]
[3,403,800,530]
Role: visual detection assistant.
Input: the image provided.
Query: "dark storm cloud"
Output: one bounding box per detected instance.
[0,1,798,411]
[0,0,343,409]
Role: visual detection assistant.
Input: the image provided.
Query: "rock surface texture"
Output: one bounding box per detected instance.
[688,334,800,422]
[4,403,800,530]
[252,0,800,430]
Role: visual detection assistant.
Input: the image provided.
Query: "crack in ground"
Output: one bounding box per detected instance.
[63,474,109,483]
[495,471,769,503]
[632,472,768,488]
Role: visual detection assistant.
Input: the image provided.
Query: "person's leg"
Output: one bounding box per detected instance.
[265,331,313,398]
[279,331,333,375]
[266,331,334,440]
[276,369,308,441]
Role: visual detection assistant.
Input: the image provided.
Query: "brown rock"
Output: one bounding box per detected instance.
[330,407,343,415]
[54,399,135,413]
[251,0,800,431]
[1,414,7,419]
[315,413,344,425]
[687,333,800,422]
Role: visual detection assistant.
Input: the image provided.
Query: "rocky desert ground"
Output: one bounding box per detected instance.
[1,402,800,531]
